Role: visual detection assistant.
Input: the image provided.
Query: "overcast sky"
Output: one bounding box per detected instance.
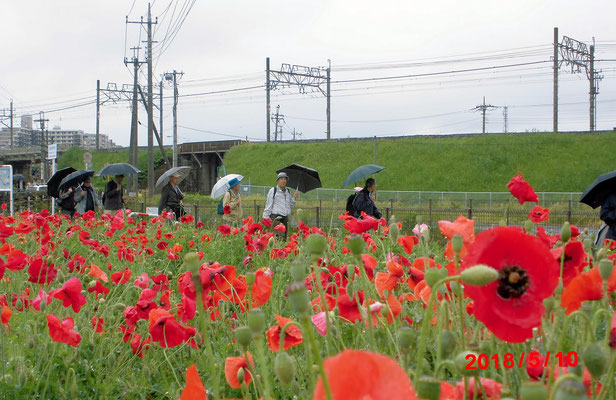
[1,0,615,147]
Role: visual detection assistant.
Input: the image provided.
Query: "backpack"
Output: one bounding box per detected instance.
[346,193,357,214]
[217,197,224,215]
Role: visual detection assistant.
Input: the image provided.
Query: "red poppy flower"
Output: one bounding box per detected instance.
[181,364,207,400]
[337,286,364,323]
[196,220,204,228]
[88,264,109,283]
[27,258,57,285]
[343,215,380,234]
[224,352,254,389]
[91,316,104,334]
[134,272,150,289]
[461,226,559,342]
[261,217,272,227]
[313,350,418,400]
[529,205,550,223]
[250,269,272,307]
[49,277,87,313]
[217,224,231,236]
[46,314,81,347]
[32,289,51,311]
[266,315,303,352]
[561,265,616,314]
[130,333,151,358]
[454,377,502,400]
[274,224,286,233]
[397,235,417,255]
[610,312,616,348]
[111,268,132,285]
[223,205,231,215]
[178,294,196,323]
[148,308,192,348]
[375,260,405,297]
[507,174,538,204]
[551,241,587,286]
[1,305,11,324]
[537,226,559,249]
[438,215,475,244]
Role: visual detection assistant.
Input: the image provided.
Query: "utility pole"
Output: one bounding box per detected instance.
[472,97,497,134]
[589,42,595,132]
[96,80,100,150]
[553,27,558,133]
[146,3,155,195]
[9,100,13,149]
[125,46,142,195]
[164,70,184,167]
[326,59,331,140]
[271,105,284,141]
[503,106,509,133]
[34,112,49,182]
[159,81,163,148]
[266,57,271,142]
[291,128,302,141]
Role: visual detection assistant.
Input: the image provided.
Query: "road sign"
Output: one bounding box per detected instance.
[83,152,92,162]
[0,165,14,215]
[47,144,57,160]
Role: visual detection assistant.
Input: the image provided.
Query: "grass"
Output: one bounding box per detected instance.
[223,131,616,192]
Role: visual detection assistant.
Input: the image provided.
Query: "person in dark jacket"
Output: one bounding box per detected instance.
[58,185,77,219]
[103,175,125,214]
[158,172,185,219]
[600,192,616,241]
[75,177,102,214]
[352,178,382,219]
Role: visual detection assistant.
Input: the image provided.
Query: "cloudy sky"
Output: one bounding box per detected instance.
[1,0,615,146]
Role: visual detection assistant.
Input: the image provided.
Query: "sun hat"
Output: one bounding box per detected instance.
[277,172,289,180]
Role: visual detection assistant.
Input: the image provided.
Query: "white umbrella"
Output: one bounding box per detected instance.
[210,174,244,199]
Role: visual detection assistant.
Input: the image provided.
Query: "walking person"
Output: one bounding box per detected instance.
[262,172,298,240]
[352,178,382,219]
[58,185,78,219]
[103,175,125,215]
[75,177,102,214]
[158,172,186,220]
[600,192,616,242]
[222,178,242,226]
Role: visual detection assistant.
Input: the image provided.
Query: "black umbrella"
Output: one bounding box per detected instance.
[47,167,76,198]
[580,170,616,209]
[58,169,95,192]
[276,164,322,193]
[342,164,385,188]
[96,163,141,177]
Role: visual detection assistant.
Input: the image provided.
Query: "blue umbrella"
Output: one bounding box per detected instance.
[342,164,385,188]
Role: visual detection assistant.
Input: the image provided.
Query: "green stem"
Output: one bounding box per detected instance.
[300,314,332,400]
[598,352,616,400]
[548,374,583,400]
[254,336,273,400]
[414,275,460,388]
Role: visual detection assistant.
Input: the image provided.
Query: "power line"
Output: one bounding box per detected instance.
[177,124,260,140]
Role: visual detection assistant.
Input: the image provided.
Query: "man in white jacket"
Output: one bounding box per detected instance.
[262,172,298,240]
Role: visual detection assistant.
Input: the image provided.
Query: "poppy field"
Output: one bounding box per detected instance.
[0,174,615,400]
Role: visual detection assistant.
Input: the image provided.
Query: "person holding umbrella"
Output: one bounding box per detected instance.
[352,178,382,219]
[222,177,242,225]
[75,177,102,214]
[158,172,186,219]
[103,175,125,215]
[58,185,78,219]
[263,172,298,239]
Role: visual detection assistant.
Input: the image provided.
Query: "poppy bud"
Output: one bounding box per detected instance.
[560,222,571,243]
[599,259,613,282]
[98,297,105,304]
[290,261,306,283]
[424,268,443,288]
[247,308,265,334]
[597,247,607,261]
[346,280,355,299]
[553,379,587,400]
[183,252,200,274]
[347,234,364,256]
[454,351,479,376]
[524,220,533,232]
[88,280,97,288]
[440,330,457,359]
[416,376,441,400]
[583,239,592,253]
[460,264,499,286]
[389,222,399,242]
[290,380,301,397]
[235,326,252,348]
[543,297,554,314]
[568,363,583,378]
[520,382,548,400]
[397,327,414,350]
[452,234,464,254]
[245,272,256,286]
[115,303,127,312]
[287,282,310,315]
[236,368,245,385]
[39,301,47,312]
[583,342,609,378]
[305,234,327,259]
[274,352,296,385]
[416,215,423,224]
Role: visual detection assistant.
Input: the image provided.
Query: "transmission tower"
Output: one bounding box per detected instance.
[266,58,331,141]
[503,106,509,133]
[271,105,285,141]
[164,70,184,168]
[292,128,303,141]
[553,27,603,132]
[471,97,498,134]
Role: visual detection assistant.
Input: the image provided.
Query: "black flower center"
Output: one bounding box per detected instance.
[496,265,530,299]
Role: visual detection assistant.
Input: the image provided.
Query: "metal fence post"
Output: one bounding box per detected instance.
[385,207,390,222]
[468,199,473,219]
[316,206,320,227]
[141,202,145,213]
[506,207,510,226]
[193,204,199,227]
[429,199,432,225]
[568,200,572,223]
